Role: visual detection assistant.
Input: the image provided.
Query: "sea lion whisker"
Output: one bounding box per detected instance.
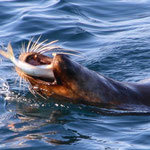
[36,45,58,52]
[38,40,58,50]
[26,79,37,97]
[21,42,25,54]
[47,40,58,45]
[37,46,60,53]
[35,91,47,99]
[26,37,34,52]
[29,35,42,52]
[31,39,48,52]
[19,72,27,90]
[35,40,58,53]
[32,40,47,53]
[28,86,37,98]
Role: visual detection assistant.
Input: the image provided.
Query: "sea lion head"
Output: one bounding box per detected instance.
[14,39,105,106]
[16,51,87,101]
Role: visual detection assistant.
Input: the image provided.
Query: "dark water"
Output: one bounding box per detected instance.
[1,0,150,149]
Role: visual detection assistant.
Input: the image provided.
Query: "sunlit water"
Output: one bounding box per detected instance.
[0,0,150,149]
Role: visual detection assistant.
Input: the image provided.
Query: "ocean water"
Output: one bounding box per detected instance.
[0,0,150,149]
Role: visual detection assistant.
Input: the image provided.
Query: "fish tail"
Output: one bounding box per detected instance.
[7,43,14,59]
[0,43,14,60]
[0,49,10,59]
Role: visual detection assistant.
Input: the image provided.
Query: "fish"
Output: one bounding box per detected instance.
[0,43,54,79]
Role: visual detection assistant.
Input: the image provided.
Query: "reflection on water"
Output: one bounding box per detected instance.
[2,92,92,148]
[1,91,150,149]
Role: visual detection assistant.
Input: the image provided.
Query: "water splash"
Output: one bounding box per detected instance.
[0,77,9,96]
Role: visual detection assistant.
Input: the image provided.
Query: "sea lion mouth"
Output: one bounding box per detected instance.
[17,52,56,84]
[26,53,53,66]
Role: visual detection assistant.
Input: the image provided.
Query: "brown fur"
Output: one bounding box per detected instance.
[16,52,150,107]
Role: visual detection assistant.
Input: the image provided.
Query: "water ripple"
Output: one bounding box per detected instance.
[0,0,150,149]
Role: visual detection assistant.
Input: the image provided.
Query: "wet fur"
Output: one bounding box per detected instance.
[3,38,150,108]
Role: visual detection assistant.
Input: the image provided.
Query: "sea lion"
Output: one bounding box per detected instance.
[1,41,150,108]
[16,51,150,108]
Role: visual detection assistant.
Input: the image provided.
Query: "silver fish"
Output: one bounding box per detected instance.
[0,43,54,79]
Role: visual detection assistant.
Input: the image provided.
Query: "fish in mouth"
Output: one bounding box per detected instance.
[1,39,150,108]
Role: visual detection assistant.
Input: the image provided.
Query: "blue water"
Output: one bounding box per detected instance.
[1,0,150,149]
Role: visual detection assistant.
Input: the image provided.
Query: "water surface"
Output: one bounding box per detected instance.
[0,0,150,149]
